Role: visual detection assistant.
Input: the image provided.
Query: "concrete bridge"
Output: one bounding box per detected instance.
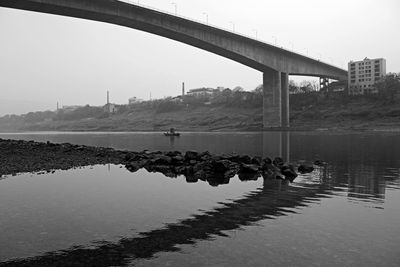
[1,0,348,128]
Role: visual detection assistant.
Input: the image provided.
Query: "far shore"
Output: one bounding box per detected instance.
[1,125,400,134]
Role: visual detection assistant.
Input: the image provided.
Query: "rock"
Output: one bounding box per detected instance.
[251,156,262,165]
[225,153,240,163]
[238,155,252,164]
[193,162,208,173]
[171,155,184,164]
[261,162,275,172]
[314,160,325,166]
[207,176,230,187]
[212,160,232,173]
[262,157,272,164]
[151,155,172,165]
[165,151,181,157]
[125,160,146,173]
[199,151,211,159]
[272,157,284,167]
[185,175,198,183]
[174,166,187,174]
[240,164,259,173]
[185,151,199,161]
[280,164,298,182]
[210,155,222,161]
[224,169,239,179]
[238,172,260,181]
[194,170,208,180]
[146,165,171,173]
[298,164,314,174]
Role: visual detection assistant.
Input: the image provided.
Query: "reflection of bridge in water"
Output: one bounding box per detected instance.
[262,132,290,163]
[0,155,398,266]
[0,178,335,267]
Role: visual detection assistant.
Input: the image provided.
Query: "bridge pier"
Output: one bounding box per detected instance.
[263,70,290,129]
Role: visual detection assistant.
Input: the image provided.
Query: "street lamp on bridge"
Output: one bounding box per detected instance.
[272,36,277,46]
[171,2,177,15]
[229,21,235,32]
[202,12,208,25]
[289,42,294,51]
[252,29,258,39]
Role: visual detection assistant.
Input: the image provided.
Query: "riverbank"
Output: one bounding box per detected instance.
[1,95,399,132]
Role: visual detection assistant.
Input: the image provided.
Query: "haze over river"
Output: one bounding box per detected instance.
[0,132,399,266]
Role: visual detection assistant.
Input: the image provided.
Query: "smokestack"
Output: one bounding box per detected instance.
[107,91,109,105]
[182,82,185,96]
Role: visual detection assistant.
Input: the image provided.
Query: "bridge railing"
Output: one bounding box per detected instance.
[117,0,344,70]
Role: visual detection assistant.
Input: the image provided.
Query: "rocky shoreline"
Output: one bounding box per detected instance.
[0,138,318,185]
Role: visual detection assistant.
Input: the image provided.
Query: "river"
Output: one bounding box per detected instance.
[0,131,399,266]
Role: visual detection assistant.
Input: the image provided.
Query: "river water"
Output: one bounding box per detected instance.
[0,131,399,266]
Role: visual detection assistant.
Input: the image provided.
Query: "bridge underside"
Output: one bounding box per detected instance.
[0,0,348,129]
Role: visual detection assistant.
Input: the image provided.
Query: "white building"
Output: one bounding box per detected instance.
[128,97,143,105]
[187,88,214,97]
[348,57,386,95]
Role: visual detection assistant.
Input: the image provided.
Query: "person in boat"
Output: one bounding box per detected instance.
[169,128,175,134]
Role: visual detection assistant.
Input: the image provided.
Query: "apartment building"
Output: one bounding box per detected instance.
[348,58,386,95]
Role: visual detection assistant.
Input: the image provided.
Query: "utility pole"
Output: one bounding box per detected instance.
[182,82,185,96]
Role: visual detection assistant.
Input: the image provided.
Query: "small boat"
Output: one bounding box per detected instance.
[164,132,180,137]
[164,128,180,136]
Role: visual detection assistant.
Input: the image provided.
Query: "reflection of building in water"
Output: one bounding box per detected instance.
[347,165,386,200]
[316,163,387,202]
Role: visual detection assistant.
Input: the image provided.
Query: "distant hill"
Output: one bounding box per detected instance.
[1,84,400,132]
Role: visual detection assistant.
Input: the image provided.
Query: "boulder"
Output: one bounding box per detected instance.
[194,170,208,180]
[171,155,184,164]
[314,160,325,166]
[238,172,260,181]
[199,151,211,159]
[251,156,262,165]
[151,155,172,165]
[238,155,252,164]
[185,151,199,161]
[125,160,146,173]
[240,164,259,173]
[212,159,232,173]
[166,151,182,157]
[224,169,239,179]
[280,164,298,182]
[298,164,314,174]
[189,160,198,165]
[262,157,272,165]
[193,162,209,173]
[185,174,198,183]
[272,157,284,167]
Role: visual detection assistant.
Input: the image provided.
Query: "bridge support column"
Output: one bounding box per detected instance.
[281,72,289,128]
[263,70,290,128]
[263,70,281,128]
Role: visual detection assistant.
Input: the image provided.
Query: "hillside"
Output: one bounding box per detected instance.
[1,77,400,132]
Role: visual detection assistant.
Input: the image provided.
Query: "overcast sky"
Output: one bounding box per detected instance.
[0,0,399,115]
